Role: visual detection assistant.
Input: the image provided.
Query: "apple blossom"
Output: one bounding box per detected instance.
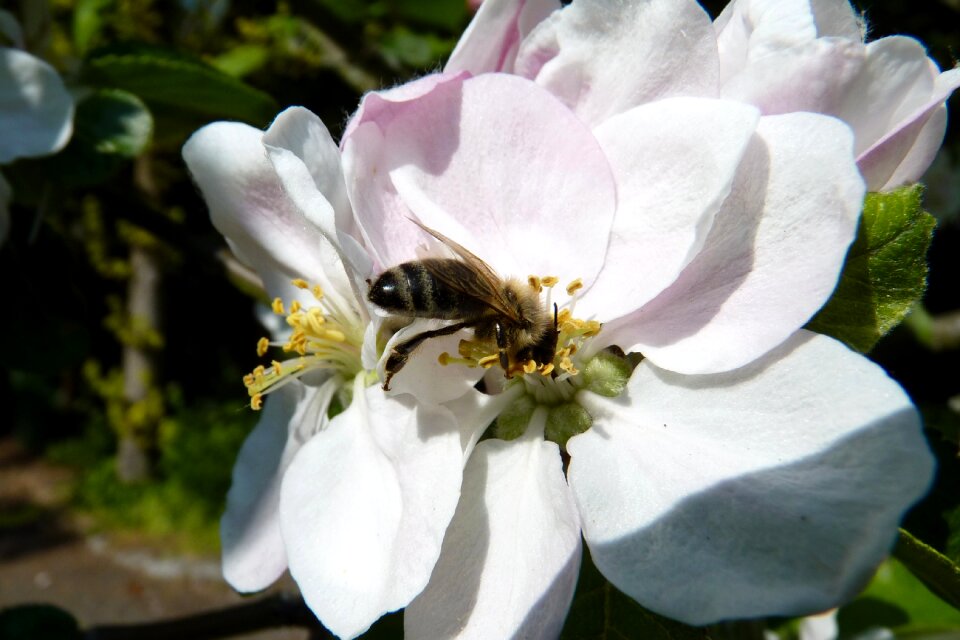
[183,107,470,639]
[0,29,74,243]
[448,0,960,191]
[341,66,934,635]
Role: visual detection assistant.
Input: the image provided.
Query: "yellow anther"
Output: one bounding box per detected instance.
[566,278,583,295]
[242,373,254,387]
[272,360,283,376]
[324,329,346,342]
[312,285,324,300]
[306,308,326,334]
[272,297,285,315]
[286,311,304,327]
[560,356,578,375]
[540,363,555,376]
[290,300,302,313]
[257,337,270,357]
[523,360,537,374]
[252,364,266,378]
[557,308,572,323]
[527,275,542,292]
[478,354,499,369]
[251,393,263,410]
[291,278,309,289]
[438,352,450,366]
[541,276,559,287]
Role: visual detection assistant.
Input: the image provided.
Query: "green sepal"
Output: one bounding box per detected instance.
[582,348,633,398]
[893,529,960,611]
[494,394,537,441]
[545,402,592,449]
[807,185,935,353]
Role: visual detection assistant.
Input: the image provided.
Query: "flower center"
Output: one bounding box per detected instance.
[243,279,365,410]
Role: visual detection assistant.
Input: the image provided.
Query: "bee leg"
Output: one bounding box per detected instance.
[494,321,511,376]
[383,321,472,390]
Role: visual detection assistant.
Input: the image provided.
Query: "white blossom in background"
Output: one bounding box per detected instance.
[0,11,74,243]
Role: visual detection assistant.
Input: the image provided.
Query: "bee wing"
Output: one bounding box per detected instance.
[411,219,522,322]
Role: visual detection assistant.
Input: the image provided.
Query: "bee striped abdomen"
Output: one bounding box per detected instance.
[368,259,488,320]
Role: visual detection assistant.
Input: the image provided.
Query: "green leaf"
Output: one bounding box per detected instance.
[838,555,960,636]
[210,44,270,78]
[35,88,153,187]
[561,548,710,640]
[74,88,153,157]
[807,185,936,353]
[893,529,960,611]
[72,0,114,54]
[80,43,278,127]
[0,605,80,640]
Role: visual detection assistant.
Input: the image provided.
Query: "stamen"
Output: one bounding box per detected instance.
[243,283,364,410]
[540,363,555,376]
[566,278,583,295]
[523,360,537,374]
[478,354,499,368]
[541,276,559,287]
[528,275,542,292]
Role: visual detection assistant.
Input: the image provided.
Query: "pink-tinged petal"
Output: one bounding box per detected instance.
[383,73,615,286]
[183,119,342,303]
[720,38,864,116]
[857,66,960,191]
[605,112,864,374]
[514,0,719,127]
[581,97,759,321]
[0,48,74,162]
[809,0,862,40]
[879,104,947,191]
[835,37,936,157]
[342,73,469,271]
[446,0,558,75]
[221,378,336,592]
[279,377,464,639]
[405,421,581,639]
[568,331,933,625]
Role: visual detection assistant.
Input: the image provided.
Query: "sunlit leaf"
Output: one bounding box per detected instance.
[807,185,936,353]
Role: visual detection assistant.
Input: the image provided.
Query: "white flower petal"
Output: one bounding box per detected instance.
[568,331,933,624]
[879,104,946,191]
[182,118,348,304]
[279,377,464,639]
[582,97,759,320]
[221,378,336,592]
[608,112,864,374]
[405,423,581,639]
[0,47,73,162]
[515,0,719,127]
[261,106,354,240]
[445,0,558,75]
[809,0,862,40]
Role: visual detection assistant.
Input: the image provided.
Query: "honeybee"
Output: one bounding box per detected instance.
[367,220,558,391]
